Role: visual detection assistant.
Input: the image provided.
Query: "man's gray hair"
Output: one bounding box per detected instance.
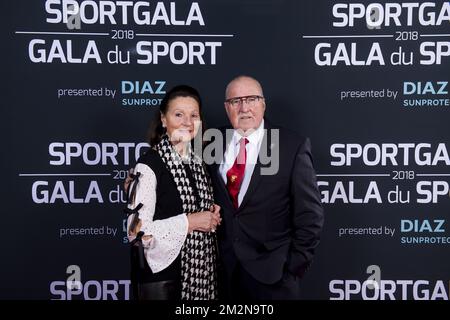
[225,75,264,99]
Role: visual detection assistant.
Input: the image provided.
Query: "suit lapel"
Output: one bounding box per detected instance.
[213,127,235,211]
[237,120,272,213]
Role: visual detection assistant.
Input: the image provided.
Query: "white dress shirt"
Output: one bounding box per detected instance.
[219,120,265,207]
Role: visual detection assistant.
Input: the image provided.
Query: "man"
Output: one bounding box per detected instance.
[208,75,324,300]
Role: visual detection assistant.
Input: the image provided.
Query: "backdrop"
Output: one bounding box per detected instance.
[2,0,449,300]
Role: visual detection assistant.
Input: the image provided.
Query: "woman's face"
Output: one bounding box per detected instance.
[161,96,201,143]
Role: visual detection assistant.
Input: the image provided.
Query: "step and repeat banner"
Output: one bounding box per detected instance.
[2,0,449,300]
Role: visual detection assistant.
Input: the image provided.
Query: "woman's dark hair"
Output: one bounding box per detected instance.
[149,85,204,146]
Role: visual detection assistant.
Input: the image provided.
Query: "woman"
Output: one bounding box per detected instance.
[126,85,221,300]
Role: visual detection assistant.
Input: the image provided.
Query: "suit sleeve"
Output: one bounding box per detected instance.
[287,137,324,276]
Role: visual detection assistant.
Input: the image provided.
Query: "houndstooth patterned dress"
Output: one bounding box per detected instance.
[155,136,218,300]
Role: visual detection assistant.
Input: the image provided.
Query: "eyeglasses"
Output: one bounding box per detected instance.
[225,95,264,108]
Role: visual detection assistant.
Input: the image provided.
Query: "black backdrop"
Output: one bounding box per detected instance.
[2,0,449,300]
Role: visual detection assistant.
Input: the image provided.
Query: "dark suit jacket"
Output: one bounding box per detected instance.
[208,120,324,285]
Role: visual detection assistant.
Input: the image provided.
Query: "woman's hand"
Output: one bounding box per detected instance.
[123,168,133,194]
[210,204,222,232]
[187,204,222,234]
[128,218,152,241]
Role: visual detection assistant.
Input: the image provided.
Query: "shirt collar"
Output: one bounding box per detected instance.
[232,119,265,146]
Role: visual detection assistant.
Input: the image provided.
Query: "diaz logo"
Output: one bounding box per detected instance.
[120,80,167,107]
[400,219,450,245]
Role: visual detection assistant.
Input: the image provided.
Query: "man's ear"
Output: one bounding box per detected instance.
[224,103,230,115]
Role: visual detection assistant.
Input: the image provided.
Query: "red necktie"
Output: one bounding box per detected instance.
[226,138,248,209]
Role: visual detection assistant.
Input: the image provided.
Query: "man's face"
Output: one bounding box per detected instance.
[224,78,266,133]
